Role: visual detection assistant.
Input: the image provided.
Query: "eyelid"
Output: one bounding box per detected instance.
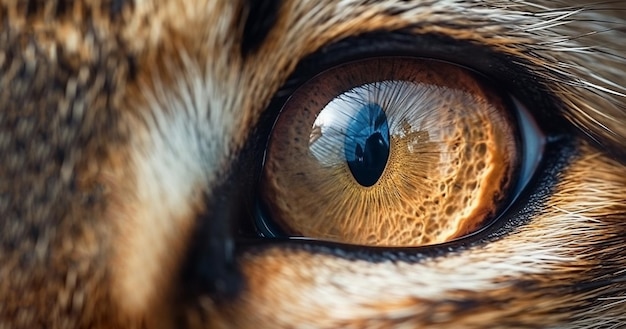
[266,31,566,134]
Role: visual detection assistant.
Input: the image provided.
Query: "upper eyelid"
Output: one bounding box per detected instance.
[266,31,567,132]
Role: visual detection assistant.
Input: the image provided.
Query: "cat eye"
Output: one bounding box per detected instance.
[256,57,543,247]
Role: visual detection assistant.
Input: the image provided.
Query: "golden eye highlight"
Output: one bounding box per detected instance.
[260,58,519,247]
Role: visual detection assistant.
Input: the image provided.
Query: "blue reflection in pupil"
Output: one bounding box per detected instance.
[344,103,390,187]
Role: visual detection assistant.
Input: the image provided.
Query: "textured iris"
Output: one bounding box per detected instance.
[261,58,518,247]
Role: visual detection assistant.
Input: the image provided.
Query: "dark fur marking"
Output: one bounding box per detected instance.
[179,177,247,302]
[241,0,281,56]
[178,135,264,303]
[15,0,130,19]
[110,0,126,18]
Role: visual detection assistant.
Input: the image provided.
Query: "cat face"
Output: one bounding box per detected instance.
[1,1,625,328]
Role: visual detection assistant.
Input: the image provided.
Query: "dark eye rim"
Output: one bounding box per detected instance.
[236,30,578,259]
[238,137,575,263]
[254,61,541,244]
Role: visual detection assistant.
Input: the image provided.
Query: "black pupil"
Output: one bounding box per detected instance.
[345,103,390,187]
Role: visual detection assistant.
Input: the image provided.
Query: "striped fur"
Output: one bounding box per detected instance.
[0,0,625,328]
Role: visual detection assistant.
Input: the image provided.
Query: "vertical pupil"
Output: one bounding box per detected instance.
[345,103,390,187]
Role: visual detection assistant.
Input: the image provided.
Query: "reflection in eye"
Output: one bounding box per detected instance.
[312,96,391,187]
[260,58,520,247]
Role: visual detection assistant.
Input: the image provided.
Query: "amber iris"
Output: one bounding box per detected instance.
[261,57,518,247]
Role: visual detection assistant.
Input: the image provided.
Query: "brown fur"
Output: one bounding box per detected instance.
[1,0,625,328]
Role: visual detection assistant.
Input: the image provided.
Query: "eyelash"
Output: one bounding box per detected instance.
[235,31,577,258]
